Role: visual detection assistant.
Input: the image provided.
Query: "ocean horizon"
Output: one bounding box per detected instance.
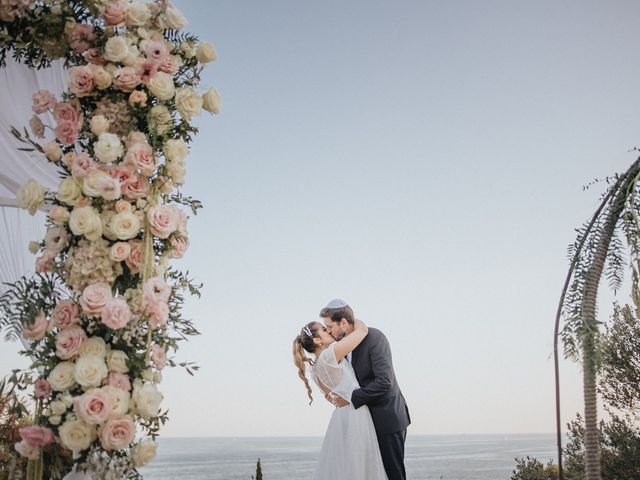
[140,433,558,480]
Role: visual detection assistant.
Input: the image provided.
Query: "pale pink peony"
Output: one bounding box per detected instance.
[144,40,168,65]
[80,283,113,317]
[71,151,97,179]
[52,300,80,329]
[103,0,127,26]
[99,414,136,450]
[35,251,56,274]
[32,90,57,114]
[22,311,50,341]
[146,300,169,329]
[124,142,155,176]
[143,277,171,304]
[114,67,142,92]
[151,345,166,370]
[19,425,55,447]
[126,240,143,273]
[14,440,40,460]
[69,66,95,97]
[147,204,178,239]
[55,325,87,360]
[101,298,131,330]
[106,372,131,391]
[34,378,52,399]
[158,55,180,75]
[74,389,113,425]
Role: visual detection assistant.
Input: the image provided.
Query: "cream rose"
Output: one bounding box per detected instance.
[90,114,110,136]
[50,400,67,415]
[80,337,107,358]
[58,418,96,452]
[148,72,175,101]
[55,325,87,360]
[166,160,185,185]
[17,179,46,215]
[80,283,113,317]
[48,361,77,392]
[132,439,158,467]
[163,138,188,163]
[69,206,103,241]
[196,41,217,63]
[99,414,135,450]
[104,36,129,63]
[94,132,124,163]
[180,41,196,59]
[82,170,120,200]
[161,6,187,30]
[48,206,71,225]
[202,88,221,114]
[132,382,163,419]
[43,141,63,162]
[56,177,83,206]
[125,2,150,27]
[110,241,131,262]
[110,210,141,240]
[102,385,131,415]
[106,349,129,373]
[148,105,172,135]
[175,86,202,120]
[90,65,113,90]
[75,355,109,389]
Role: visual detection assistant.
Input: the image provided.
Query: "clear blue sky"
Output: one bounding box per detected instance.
[2,0,640,437]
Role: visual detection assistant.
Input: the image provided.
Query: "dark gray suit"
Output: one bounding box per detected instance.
[351,327,410,480]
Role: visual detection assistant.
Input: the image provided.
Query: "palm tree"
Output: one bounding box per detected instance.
[555,157,640,480]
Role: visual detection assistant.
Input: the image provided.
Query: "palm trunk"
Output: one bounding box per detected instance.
[579,163,640,480]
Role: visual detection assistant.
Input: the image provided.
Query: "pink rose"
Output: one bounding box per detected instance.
[139,62,159,85]
[143,277,171,304]
[147,204,178,239]
[34,378,52,399]
[84,48,106,66]
[54,121,79,145]
[110,241,131,262]
[124,142,155,176]
[103,0,127,25]
[68,23,96,53]
[74,389,113,425]
[151,345,166,370]
[32,90,57,114]
[110,166,136,188]
[144,40,168,65]
[55,325,87,360]
[146,300,169,329]
[72,151,97,179]
[69,66,95,97]
[99,414,136,450]
[169,234,189,259]
[80,283,113,317]
[123,175,151,200]
[52,300,80,329]
[159,55,180,75]
[53,99,83,129]
[126,240,143,273]
[19,425,55,447]
[101,298,131,330]
[106,372,131,391]
[114,67,142,92]
[35,251,56,274]
[14,440,40,460]
[22,311,50,341]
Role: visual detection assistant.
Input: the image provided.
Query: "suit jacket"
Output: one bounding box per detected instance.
[350,327,411,436]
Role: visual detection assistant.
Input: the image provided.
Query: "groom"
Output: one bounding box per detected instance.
[320,299,411,480]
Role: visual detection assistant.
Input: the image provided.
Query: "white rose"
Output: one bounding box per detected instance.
[50,400,67,415]
[49,414,62,426]
[196,41,217,63]
[80,337,107,358]
[147,72,175,101]
[17,179,46,215]
[102,385,130,415]
[180,41,196,59]
[175,86,202,120]
[132,382,163,419]
[58,418,96,452]
[110,211,141,240]
[61,392,74,408]
[56,177,83,206]
[104,36,129,63]
[202,88,221,114]
[106,349,130,373]
[149,105,172,135]
[161,6,187,30]
[94,132,124,164]
[90,115,110,136]
[74,355,109,389]
[69,206,103,241]
[81,170,114,197]
[125,2,150,27]
[132,439,158,467]
[90,65,113,90]
[48,362,77,392]
[162,139,188,163]
[165,160,185,185]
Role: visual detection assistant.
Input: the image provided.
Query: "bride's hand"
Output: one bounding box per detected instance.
[354,318,368,333]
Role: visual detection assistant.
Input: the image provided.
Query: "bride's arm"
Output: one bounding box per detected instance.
[333,319,368,363]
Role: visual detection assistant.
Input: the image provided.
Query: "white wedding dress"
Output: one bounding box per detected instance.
[312,342,388,480]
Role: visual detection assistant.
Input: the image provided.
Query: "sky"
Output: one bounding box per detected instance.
[2,0,640,438]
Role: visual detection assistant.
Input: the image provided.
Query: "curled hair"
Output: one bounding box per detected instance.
[292,322,320,405]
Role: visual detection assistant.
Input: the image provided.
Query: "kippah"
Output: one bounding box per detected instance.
[325,298,348,309]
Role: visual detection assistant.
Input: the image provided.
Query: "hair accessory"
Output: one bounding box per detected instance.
[303,326,313,337]
[325,298,348,309]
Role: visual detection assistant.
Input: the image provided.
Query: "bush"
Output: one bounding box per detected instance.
[510,457,558,480]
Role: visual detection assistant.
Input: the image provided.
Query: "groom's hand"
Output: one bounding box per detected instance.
[327,393,349,408]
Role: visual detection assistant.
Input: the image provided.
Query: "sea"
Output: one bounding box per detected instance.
[139,434,557,480]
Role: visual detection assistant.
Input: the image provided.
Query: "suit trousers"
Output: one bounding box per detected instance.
[377,429,407,480]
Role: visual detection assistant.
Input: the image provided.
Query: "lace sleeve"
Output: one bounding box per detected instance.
[312,343,342,392]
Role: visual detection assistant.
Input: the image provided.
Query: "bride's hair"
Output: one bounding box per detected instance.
[292,322,320,405]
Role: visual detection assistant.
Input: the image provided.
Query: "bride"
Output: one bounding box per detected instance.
[292,319,388,480]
